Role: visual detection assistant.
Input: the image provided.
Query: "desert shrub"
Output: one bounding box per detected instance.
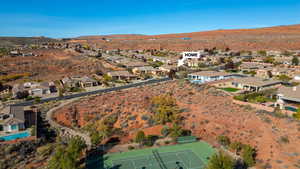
[37,144,54,157]
[161,126,170,137]
[147,117,156,126]
[104,113,118,125]
[207,151,235,169]
[141,114,150,121]
[164,140,170,145]
[242,144,256,167]
[293,111,300,120]
[279,136,289,144]
[229,142,243,154]
[128,115,137,121]
[144,135,159,146]
[128,145,135,150]
[217,135,231,147]
[135,131,146,144]
[169,123,183,139]
[91,131,102,146]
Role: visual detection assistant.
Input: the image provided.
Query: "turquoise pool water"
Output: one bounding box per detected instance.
[285,106,298,112]
[0,131,30,141]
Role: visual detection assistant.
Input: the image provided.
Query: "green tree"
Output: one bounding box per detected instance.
[277,75,292,82]
[263,56,275,63]
[151,94,179,124]
[91,131,102,146]
[292,56,299,66]
[206,151,235,169]
[257,50,267,56]
[169,123,183,139]
[48,136,86,169]
[135,131,146,144]
[242,145,256,167]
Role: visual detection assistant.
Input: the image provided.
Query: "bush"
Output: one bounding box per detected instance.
[229,142,243,154]
[279,136,289,144]
[161,126,170,137]
[91,131,102,146]
[164,140,170,145]
[141,114,150,121]
[169,123,183,139]
[242,145,256,167]
[207,151,235,169]
[217,135,231,147]
[135,131,146,144]
[144,135,159,147]
[128,145,135,150]
[151,94,180,124]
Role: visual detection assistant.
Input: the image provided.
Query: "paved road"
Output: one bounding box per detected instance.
[45,98,92,148]
[11,77,172,106]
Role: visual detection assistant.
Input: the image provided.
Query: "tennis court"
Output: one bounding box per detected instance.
[103,141,215,169]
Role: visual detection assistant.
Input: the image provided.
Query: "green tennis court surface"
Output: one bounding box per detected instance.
[102,141,215,169]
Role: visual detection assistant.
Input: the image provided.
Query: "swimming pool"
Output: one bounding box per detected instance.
[285,106,298,112]
[0,131,30,141]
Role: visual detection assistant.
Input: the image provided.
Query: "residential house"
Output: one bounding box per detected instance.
[132,66,162,76]
[123,61,149,69]
[159,65,176,74]
[107,71,137,81]
[61,76,99,88]
[12,82,56,98]
[0,106,25,132]
[239,62,272,72]
[231,77,282,92]
[276,85,300,110]
[151,56,173,64]
[188,71,244,84]
[256,68,273,79]
[271,67,295,77]
[274,57,293,65]
[78,76,99,88]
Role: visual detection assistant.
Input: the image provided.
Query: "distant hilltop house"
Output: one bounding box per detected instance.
[12,82,57,99]
[0,106,25,133]
[188,71,245,84]
[107,71,137,81]
[61,76,99,88]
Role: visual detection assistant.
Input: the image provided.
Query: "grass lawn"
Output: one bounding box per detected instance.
[220,87,240,92]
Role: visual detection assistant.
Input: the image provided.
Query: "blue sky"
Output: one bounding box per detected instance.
[0,0,299,38]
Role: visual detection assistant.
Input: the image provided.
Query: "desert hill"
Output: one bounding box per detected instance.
[73,24,300,51]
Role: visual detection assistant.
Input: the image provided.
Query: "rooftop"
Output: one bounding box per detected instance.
[278,85,300,100]
[107,71,136,77]
[233,77,281,87]
[189,71,232,77]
